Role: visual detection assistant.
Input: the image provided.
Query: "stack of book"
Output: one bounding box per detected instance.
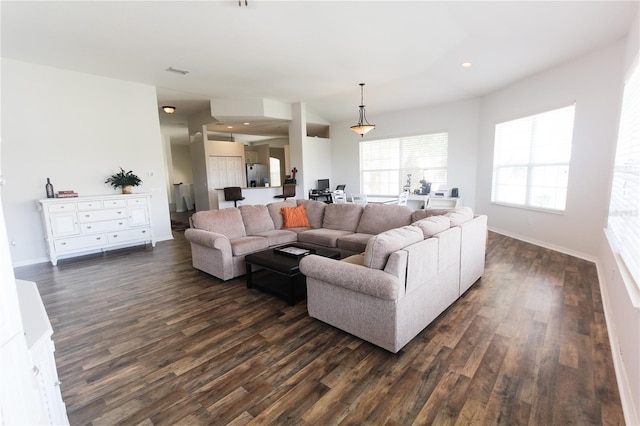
[57,190,78,198]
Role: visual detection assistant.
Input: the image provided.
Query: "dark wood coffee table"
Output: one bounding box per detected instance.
[245,243,340,305]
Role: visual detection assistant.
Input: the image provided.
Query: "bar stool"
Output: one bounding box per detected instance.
[274,183,296,200]
[223,187,245,207]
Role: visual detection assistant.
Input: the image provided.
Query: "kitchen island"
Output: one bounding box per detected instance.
[213,186,287,209]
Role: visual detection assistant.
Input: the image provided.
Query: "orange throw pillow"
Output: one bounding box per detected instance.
[281,205,311,228]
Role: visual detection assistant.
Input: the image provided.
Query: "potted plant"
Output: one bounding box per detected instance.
[105,167,142,194]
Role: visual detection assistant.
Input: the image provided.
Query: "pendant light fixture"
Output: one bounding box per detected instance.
[350,83,375,136]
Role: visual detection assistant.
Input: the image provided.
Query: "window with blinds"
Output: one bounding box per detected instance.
[359,132,448,195]
[491,104,576,211]
[608,57,639,286]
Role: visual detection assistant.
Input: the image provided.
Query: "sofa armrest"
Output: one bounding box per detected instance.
[184,228,231,253]
[300,255,400,300]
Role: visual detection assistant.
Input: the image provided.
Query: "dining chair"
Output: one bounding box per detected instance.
[331,190,347,204]
[397,191,410,206]
[351,193,367,205]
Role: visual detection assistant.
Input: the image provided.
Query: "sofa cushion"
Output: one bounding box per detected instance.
[296,199,326,229]
[341,254,365,266]
[229,236,269,256]
[356,204,413,235]
[239,205,275,235]
[191,208,246,239]
[364,225,424,270]
[410,208,453,222]
[253,229,298,246]
[281,205,311,228]
[298,228,353,248]
[337,233,374,253]
[322,203,364,232]
[267,200,297,229]
[446,206,474,226]
[412,215,451,238]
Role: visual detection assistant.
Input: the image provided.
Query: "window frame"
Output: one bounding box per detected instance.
[490,103,576,213]
[359,131,449,197]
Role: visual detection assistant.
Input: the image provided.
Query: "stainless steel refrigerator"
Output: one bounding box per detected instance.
[246,163,268,187]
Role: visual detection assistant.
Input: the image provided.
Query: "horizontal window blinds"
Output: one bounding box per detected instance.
[360,132,448,195]
[608,58,640,286]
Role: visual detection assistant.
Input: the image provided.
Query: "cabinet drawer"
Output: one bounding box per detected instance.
[80,219,127,233]
[47,203,76,213]
[108,227,151,244]
[54,234,106,252]
[127,197,147,206]
[103,199,126,208]
[77,201,103,211]
[78,209,126,223]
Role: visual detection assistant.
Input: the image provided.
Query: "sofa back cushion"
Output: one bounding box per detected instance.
[410,208,453,222]
[239,205,275,235]
[296,199,326,229]
[446,206,474,226]
[364,225,423,270]
[356,204,413,235]
[191,208,247,239]
[322,203,364,232]
[412,215,451,238]
[267,200,297,229]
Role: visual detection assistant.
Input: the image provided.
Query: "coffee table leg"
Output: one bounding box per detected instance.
[288,276,296,306]
[246,263,253,289]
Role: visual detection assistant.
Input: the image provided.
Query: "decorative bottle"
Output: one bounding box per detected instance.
[45,178,54,198]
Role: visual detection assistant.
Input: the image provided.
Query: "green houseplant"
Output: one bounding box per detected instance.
[105,167,142,194]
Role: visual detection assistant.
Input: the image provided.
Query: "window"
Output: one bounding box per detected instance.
[269,157,281,186]
[360,132,448,195]
[608,58,639,286]
[491,104,576,211]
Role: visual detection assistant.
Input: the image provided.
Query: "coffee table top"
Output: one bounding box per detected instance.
[245,243,340,275]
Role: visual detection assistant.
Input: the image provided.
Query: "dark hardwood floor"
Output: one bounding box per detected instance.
[14,223,624,425]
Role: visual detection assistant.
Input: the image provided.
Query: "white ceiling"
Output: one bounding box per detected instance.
[2,1,638,144]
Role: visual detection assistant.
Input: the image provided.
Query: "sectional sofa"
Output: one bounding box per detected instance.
[300,209,487,353]
[185,199,426,281]
[184,199,487,352]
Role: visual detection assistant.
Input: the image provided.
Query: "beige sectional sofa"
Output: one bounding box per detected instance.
[299,209,488,353]
[185,199,418,281]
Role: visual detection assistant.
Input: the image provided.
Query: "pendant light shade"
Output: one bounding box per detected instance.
[350,83,375,136]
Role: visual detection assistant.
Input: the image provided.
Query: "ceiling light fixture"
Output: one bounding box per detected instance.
[461,61,472,68]
[350,83,375,137]
[162,106,176,114]
[165,66,190,75]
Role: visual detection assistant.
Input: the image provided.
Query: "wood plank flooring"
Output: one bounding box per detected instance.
[14,227,624,425]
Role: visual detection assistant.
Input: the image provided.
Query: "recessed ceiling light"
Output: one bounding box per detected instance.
[461,62,472,68]
[244,122,250,125]
[162,106,176,114]
[227,126,233,129]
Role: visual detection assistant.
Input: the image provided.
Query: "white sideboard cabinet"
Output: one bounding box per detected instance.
[38,194,155,265]
[16,279,69,425]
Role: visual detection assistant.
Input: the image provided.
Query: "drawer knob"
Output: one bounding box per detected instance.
[96,237,101,240]
[87,226,92,229]
[142,230,146,234]
[61,242,66,246]
[33,366,40,376]
[85,214,90,218]
[54,380,62,387]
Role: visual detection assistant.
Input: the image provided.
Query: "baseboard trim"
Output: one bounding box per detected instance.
[487,226,597,263]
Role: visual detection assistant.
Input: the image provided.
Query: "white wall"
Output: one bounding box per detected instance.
[171,144,194,185]
[597,15,640,425]
[330,98,480,207]
[302,136,331,197]
[476,40,626,260]
[1,59,172,266]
